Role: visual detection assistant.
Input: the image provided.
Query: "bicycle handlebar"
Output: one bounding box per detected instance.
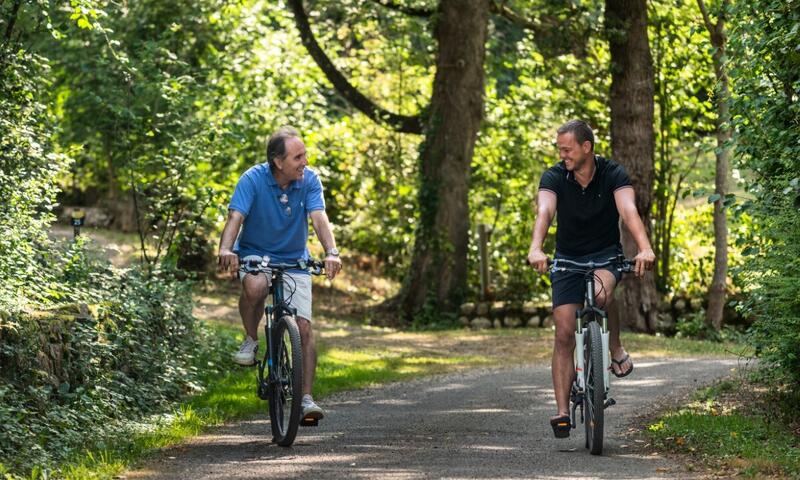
[549,256,635,273]
[239,257,326,276]
[524,255,635,273]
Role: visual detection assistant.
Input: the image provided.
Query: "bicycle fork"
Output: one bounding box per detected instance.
[256,306,276,401]
[571,313,615,427]
[572,313,585,427]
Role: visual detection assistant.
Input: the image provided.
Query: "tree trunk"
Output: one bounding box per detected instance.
[605,0,658,333]
[699,1,730,331]
[398,0,490,321]
[707,116,730,330]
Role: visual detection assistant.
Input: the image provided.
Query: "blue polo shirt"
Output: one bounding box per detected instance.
[229,164,325,265]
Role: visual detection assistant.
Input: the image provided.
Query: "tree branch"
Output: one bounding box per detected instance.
[489,0,589,57]
[367,0,433,18]
[490,0,538,30]
[288,0,424,134]
[3,0,22,43]
[695,0,715,38]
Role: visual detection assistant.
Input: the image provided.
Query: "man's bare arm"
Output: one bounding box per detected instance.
[309,209,342,280]
[527,190,557,274]
[613,187,655,277]
[218,209,244,275]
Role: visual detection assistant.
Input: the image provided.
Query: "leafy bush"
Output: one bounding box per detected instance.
[729,0,800,394]
[675,310,747,343]
[0,46,68,313]
[0,242,228,476]
[737,191,800,386]
[0,18,226,475]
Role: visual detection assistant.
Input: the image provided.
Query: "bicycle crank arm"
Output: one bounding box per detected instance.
[570,402,580,428]
[257,380,270,400]
[604,397,616,409]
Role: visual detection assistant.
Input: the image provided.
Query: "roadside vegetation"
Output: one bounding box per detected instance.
[645,376,800,478]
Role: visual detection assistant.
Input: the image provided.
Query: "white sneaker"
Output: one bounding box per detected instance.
[301,394,324,420]
[233,336,258,366]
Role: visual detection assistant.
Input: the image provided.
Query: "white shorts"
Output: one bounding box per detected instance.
[239,256,313,322]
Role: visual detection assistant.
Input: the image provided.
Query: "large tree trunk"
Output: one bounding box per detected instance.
[605,0,659,333]
[698,0,730,331]
[398,0,490,321]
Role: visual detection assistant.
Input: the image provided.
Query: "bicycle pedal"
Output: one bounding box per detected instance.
[300,417,319,427]
[604,397,616,409]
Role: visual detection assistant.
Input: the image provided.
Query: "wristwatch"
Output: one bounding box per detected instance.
[326,247,340,257]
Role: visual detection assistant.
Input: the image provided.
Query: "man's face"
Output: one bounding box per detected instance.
[556,132,592,172]
[276,137,308,182]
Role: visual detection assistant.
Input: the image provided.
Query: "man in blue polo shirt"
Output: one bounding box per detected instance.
[526,120,655,438]
[217,126,342,420]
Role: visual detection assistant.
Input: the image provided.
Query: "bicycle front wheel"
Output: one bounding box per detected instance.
[268,315,303,446]
[584,320,605,455]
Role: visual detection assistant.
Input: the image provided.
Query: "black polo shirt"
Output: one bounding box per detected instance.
[538,155,632,256]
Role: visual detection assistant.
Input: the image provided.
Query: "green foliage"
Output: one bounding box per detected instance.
[48,0,243,269]
[0,3,231,476]
[649,0,717,294]
[674,309,746,342]
[646,378,800,477]
[728,0,800,392]
[0,47,69,313]
[0,242,230,477]
[667,202,748,297]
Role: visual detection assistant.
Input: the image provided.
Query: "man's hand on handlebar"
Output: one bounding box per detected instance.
[217,248,239,279]
[633,248,655,278]
[527,249,549,275]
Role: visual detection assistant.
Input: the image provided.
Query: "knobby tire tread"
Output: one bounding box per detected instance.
[584,320,605,455]
[268,315,303,446]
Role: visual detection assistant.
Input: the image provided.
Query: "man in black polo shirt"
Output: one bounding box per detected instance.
[526,119,655,438]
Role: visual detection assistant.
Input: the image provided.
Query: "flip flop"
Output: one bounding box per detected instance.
[550,414,571,438]
[611,353,634,378]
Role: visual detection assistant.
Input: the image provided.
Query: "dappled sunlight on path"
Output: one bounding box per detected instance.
[126,358,738,479]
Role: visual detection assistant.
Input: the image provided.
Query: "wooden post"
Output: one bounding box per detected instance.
[478,224,490,300]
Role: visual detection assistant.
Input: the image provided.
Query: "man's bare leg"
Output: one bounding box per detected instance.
[593,269,632,376]
[240,274,268,340]
[296,317,316,396]
[552,303,581,418]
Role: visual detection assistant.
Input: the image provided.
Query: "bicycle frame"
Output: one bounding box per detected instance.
[549,256,632,402]
[572,273,611,394]
[259,269,298,396]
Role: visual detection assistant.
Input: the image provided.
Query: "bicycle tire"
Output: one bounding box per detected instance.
[268,315,303,446]
[584,320,605,455]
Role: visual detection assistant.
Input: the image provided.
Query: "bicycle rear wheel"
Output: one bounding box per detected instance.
[584,319,605,455]
[268,315,303,446]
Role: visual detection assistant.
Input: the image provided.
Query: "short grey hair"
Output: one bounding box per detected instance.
[266,126,300,167]
[557,120,594,150]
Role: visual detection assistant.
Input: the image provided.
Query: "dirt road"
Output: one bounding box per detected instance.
[126,357,738,480]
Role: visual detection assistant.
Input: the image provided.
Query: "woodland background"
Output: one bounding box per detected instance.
[0,0,798,476]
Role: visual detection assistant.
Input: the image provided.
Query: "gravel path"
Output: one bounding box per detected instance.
[125,357,739,480]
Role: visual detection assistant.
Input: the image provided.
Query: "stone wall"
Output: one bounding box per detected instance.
[458,301,553,330]
[458,294,746,333]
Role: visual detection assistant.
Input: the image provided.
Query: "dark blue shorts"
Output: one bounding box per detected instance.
[551,244,623,308]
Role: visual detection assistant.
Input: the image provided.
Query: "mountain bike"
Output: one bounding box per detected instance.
[239,256,325,446]
[549,255,634,455]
